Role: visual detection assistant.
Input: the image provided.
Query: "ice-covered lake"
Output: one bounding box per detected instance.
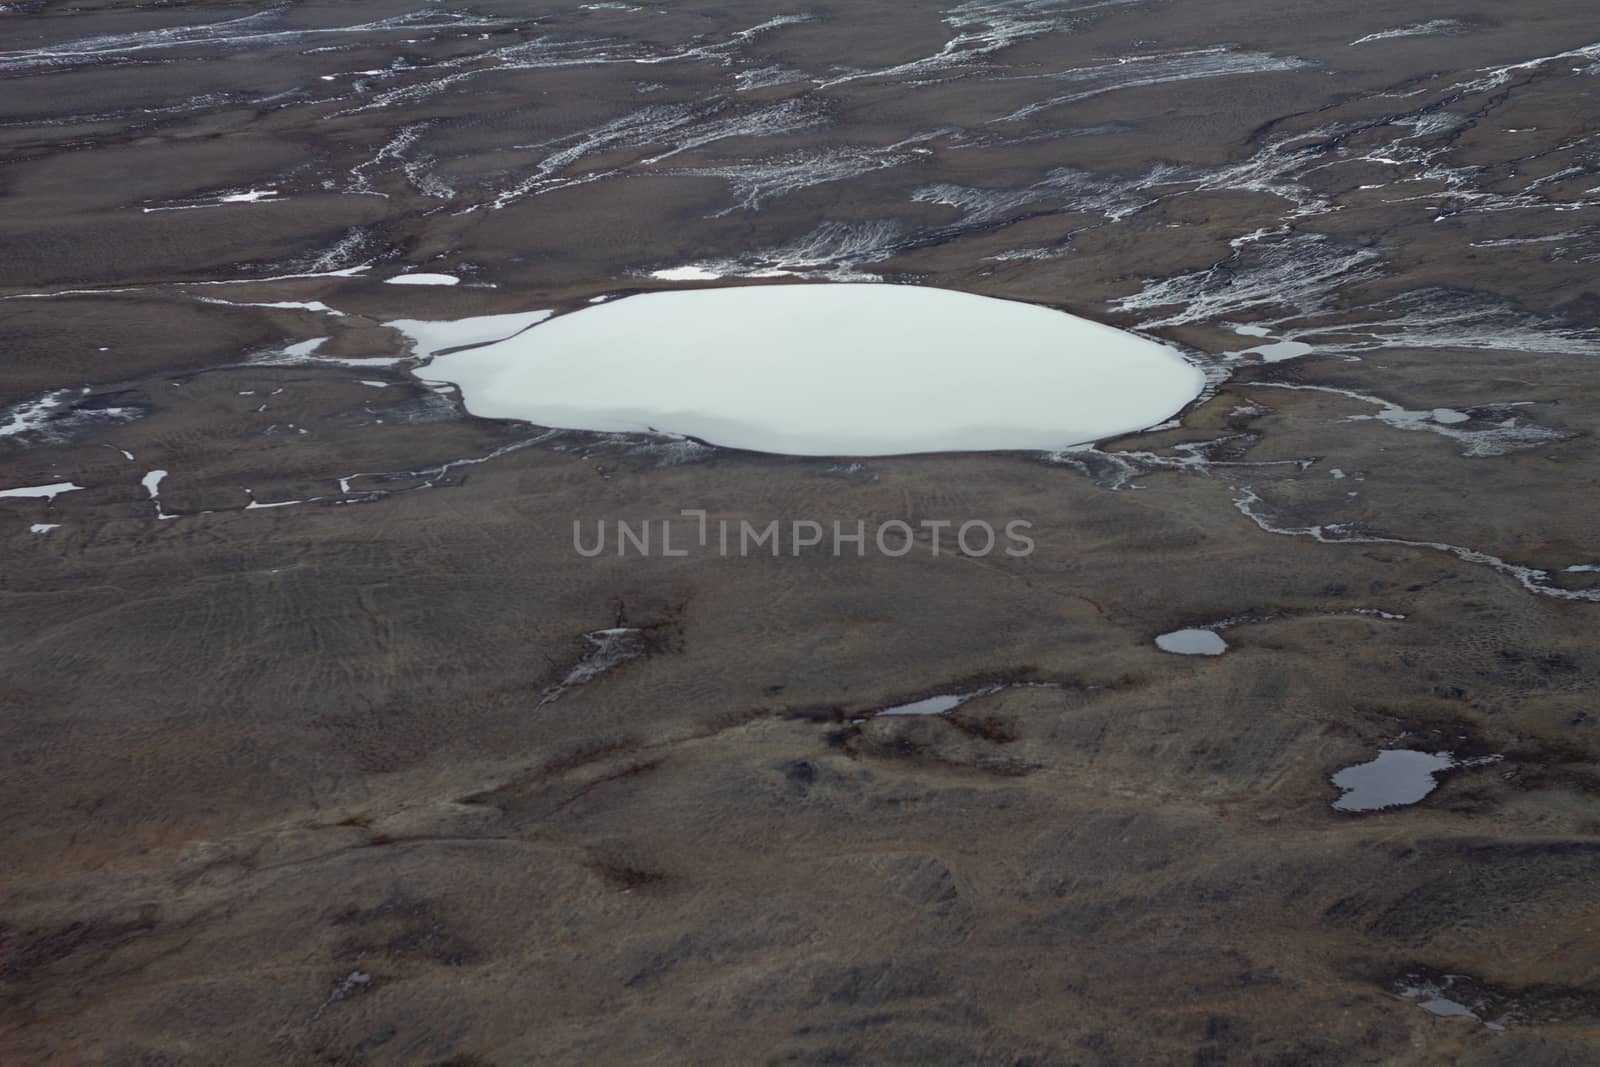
[421,284,1203,456]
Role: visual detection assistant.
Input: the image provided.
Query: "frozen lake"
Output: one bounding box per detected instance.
[422,284,1204,456]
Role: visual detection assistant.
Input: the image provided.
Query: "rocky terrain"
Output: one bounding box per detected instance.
[2,1,1598,1063]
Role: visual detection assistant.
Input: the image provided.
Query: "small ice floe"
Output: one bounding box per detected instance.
[1394,975,1509,1030]
[423,284,1203,456]
[649,266,723,282]
[539,627,646,705]
[384,272,462,286]
[1226,325,1314,362]
[0,482,84,500]
[1353,608,1406,620]
[359,380,389,388]
[1567,564,1600,573]
[1429,408,1470,425]
[1411,994,1483,1021]
[141,470,177,519]
[282,337,328,360]
[198,297,346,316]
[30,524,60,535]
[244,488,302,510]
[1154,628,1228,655]
[1241,339,1314,362]
[873,682,1049,717]
[1329,468,1346,479]
[1330,750,1501,812]
[877,690,991,716]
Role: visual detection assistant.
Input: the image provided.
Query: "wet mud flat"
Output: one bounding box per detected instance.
[3,0,1600,1065]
